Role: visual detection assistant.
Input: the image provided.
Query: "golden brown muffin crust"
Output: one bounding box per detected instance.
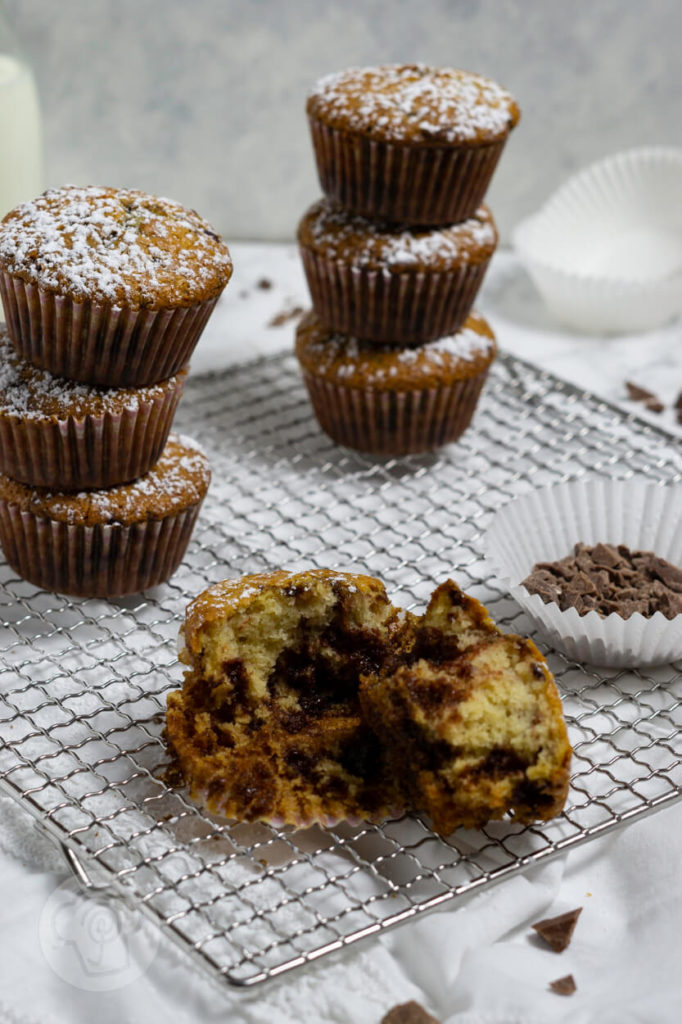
[0,326,187,421]
[0,433,210,525]
[307,64,520,146]
[0,185,233,308]
[295,310,497,390]
[298,199,498,271]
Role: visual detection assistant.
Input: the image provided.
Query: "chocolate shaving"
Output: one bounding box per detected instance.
[268,306,304,327]
[532,907,582,952]
[381,1003,441,1024]
[625,381,659,403]
[257,277,272,289]
[645,398,664,413]
[523,544,682,620]
[550,974,577,995]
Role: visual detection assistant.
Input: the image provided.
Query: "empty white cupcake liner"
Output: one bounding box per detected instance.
[513,147,682,333]
[485,478,682,667]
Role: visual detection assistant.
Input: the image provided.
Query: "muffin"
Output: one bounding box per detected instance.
[360,631,572,836]
[166,571,571,832]
[0,325,187,490]
[0,433,210,597]
[307,64,520,225]
[0,185,232,387]
[298,198,498,344]
[295,309,497,455]
[166,569,410,825]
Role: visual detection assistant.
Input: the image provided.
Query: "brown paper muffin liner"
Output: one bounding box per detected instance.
[0,270,219,387]
[0,501,203,597]
[300,247,490,344]
[0,378,185,491]
[309,118,507,226]
[301,371,489,455]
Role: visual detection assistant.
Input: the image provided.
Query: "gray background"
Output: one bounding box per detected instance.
[5,0,681,241]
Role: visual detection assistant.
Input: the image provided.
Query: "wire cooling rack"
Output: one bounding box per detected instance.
[1,350,682,989]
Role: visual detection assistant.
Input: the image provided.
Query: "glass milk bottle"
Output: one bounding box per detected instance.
[0,4,43,319]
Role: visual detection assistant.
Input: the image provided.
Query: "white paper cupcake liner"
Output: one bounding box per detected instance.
[485,478,682,667]
[513,147,682,333]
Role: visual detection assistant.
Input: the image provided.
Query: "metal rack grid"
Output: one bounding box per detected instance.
[1,350,681,989]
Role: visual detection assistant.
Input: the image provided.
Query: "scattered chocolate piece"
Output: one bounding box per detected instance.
[268,305,304,327]
[550,974,577,996]
[625,380,659,404]
[675,391,682,411]
[645,398,664,413]
[257,277,272,289]
[523,544,682,619]
[381,1002,441,1024]
[532,907,582,952]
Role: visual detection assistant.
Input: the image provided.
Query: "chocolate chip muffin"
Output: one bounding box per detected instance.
[307,64,520,225]
[295,309,497,454]
[0,325,187,490]
[0,433,210,596]
[0,185,232,387]
[298,198,498,344]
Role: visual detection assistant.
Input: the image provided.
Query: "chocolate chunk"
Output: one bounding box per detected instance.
[522,544,682,620]
[645,398,665,413]
[532,907,582,952]
[550,974,577,995]
[268,306,304,327]
[625,381,659,404]
[381,1002,441,1024]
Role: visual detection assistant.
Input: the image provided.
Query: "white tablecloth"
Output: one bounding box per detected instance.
[1,245,681,1024]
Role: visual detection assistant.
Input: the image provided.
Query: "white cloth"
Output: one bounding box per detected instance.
[1,246,681,1023]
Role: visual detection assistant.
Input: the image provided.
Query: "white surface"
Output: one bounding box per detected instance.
[513,148,682,332]
[1,244,682,1023]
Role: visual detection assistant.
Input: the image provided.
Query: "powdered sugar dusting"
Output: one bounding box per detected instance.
[0,186,232,308]
[308,64,519,144]
[0,328,183,419]
[302,199,496,268]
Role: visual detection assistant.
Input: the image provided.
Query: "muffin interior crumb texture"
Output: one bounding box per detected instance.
[522,542,682,619]
[0,185,232,308]
[307,64,520,145]
[166,571,571,831]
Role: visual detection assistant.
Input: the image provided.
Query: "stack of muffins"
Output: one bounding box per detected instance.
[296,64,520,455]
[0,185,232,597]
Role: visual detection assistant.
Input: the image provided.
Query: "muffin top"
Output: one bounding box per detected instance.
[307,64,520,145]
[298,198,497,270]
[0,185,233,309]
[0,433,210,525]
[296,310,497,389]
[182,568,393,659]
[0,326,186,421]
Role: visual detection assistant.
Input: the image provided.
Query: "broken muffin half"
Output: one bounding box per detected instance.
[166,570,572,832]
